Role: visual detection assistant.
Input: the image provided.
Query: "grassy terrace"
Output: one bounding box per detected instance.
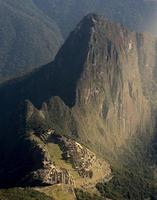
[35,185,76,200]
[47,142,81,184]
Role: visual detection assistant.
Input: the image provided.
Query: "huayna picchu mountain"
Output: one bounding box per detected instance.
[1,14,157,199]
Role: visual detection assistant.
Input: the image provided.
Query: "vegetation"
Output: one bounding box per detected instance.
[1,6,157,200]
[75,189,105,200]
[0,0,62,82]
[35,185,75,200]
[96,169,157,200]
[96,137,157,200]
[0,188,53,200]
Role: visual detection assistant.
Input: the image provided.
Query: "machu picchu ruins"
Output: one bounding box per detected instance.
[29,131,111,188]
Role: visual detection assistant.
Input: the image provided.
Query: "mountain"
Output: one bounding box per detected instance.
[2,0,156,83]
[33,0,157,37]
[0,0,63,82]
[1,14,157,198]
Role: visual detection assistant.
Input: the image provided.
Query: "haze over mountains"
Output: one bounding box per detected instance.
[33,0,157,37]
[0,0,62,82]
[0,0,157,83]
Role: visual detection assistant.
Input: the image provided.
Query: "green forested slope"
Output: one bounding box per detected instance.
[0,0,63,82]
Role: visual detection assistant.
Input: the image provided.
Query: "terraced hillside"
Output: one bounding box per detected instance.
[26,131,111,188]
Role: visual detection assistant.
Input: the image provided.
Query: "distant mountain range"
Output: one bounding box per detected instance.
[0,0,63,82]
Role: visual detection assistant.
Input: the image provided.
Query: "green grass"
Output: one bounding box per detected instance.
[0,188,53,200]
[47,142,81,181]
[35,185,75,200]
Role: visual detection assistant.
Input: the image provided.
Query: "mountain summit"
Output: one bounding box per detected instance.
[0,15,157,198]
[33,0,157,37]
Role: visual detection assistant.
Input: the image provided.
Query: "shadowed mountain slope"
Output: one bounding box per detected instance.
[0,0,63,82]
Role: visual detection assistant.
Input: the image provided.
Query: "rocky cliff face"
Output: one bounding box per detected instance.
[72,15,153,150]
[0,14,157,187]
[25,14,157,154]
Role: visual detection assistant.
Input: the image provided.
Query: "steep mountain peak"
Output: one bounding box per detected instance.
[85,13,100,20]
[0,14,157,189]
[77,13,102,27]
[72,13,131,63]
[74,13,121,35]
[82,13,121,27]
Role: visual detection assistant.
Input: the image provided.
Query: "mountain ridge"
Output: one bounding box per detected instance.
[0,12,156,156]
[0,0,63,82]
[1,14,157,199]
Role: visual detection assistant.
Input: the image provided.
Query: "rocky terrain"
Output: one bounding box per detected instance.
[59,136,111,181]
[24,130,111,189]
[1,14,157,199]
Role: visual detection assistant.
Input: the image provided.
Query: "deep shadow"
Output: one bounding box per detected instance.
[0,15,94,187]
